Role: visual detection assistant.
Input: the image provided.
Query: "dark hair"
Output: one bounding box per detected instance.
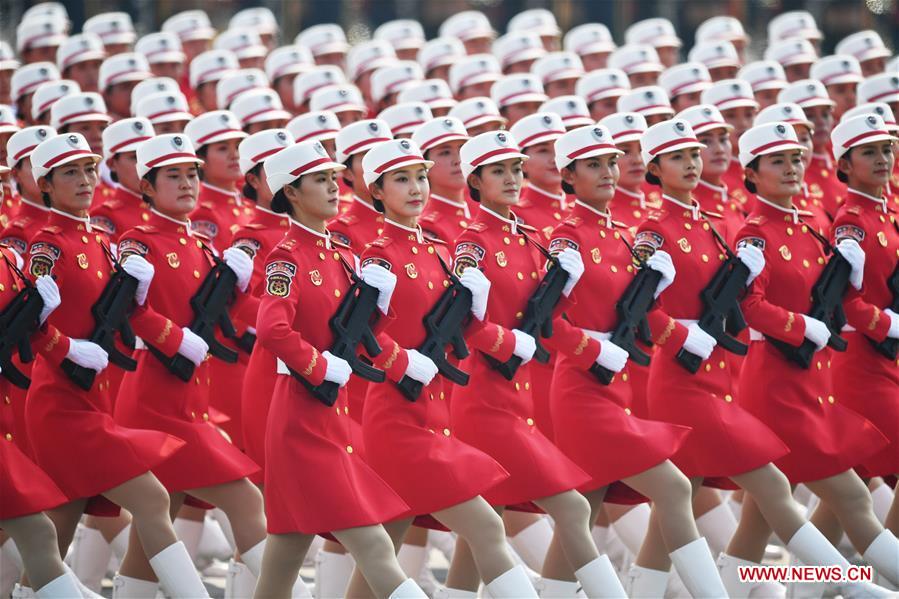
[139,167,161,205]
[40,170,53,207]
[110,170,119,183]
[242,163,262,202]
[836,148,853,184]
[271,179,300,216]
[743,157,759,194]
[341,155,354,189]
[560,164,575,195]
[370,175,385,213]
[466,165,484,202]
[644,157,660,187]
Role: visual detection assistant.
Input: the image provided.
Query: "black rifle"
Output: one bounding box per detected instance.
[0,254,44,389]
[871,262,899,360]
[60,245,139,390]
[484,232,569,380]
[396,258,473,401]
[149,248,240,382]
[676,218,750,373]
[290,269,385,407]
[591,237,662,385]
[766,231,851,368]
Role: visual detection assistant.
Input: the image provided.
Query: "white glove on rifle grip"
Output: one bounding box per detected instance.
[736,244,765,286]
[121,255,155,305]
[801,314,831,351]
[322,350,352,386]
[836,239,865,290]
[66,339,109,373]
[222,247,253,292]
[557,248,584,297]
[682,323,716,360]
[360,264,397,315]
[511,329,537,364]
[404,349,438,385]
[458,267,490,321]
[646,251,676,298]
[35,275,61,324]
[595,338,629,373]
[177,327,209,366]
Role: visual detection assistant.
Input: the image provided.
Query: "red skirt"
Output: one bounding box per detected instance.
[831,332,899,477]
[208,352,249,449]
[114,352,259,492]
[647,342,790,487]
[363,377,509,519]
[550,357,691,503]
[530,358,556,440]
[739,342,889,483]
[26,358,185,509]
[264,375,409,535]
[451,358,592,507]
[241,346,277,485]
[0,439,69,519]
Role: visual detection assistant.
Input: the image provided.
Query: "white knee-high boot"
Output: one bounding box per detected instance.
[148,541,209,598]
[862,530,899,588]
[717,553,786,598]
[314,549,355,599]
[172,517,204,563]
[112,574,159,598]
[1,538,23,598]
[870,484,894,525]
[68,524,112,593]
[535,577,579,598]
[63,564,102,598]
[508,517,554,573]
[668,537,728,598]
[486,565,539,598]
[34,572,82,599]
[609,504,650,558]
[695,503,738,557]
[11,584,35,598]
[433,587,478,598]
[224,559,256,599]
[575,555,627,598]
[625,565,669,598]
[388,578,428,598]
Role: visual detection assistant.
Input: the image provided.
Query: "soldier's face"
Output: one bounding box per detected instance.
[202,139,241,184]
[545,78,576,98]
[651,148,702,194]
[860,57,886,77]
[839,141,895,189]
[294,168,340,220]
[697,127,732,179]
[721,106,757,150]
[564,154,619,204]
[64,120,107,154]
[150,62,184,81]
[708,66,738,82]
[804,105,834,148]
[470,158,523,206]
[41,157,99,214]
[502,101,542,127]
[373,165,430,220]
[754,88,780,110]
[153,120,188,134]
[588,96,619,121]
[65,60,102,92]
[671,91,702,112]
[245,118,288,135]
[426,140,465,191]
[110,152,141,195]
[615,141,646,191]
[794,125,814,170]
[581,53,610,71]
[336,110,363,128]
[523,141,561,190]
[143,163,200,218]
[12,159,41,202]
[826,82,856,121]
[751,151,804,198]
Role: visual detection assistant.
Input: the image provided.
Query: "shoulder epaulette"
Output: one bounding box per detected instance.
[134,225,157,233]
[745,215,767,227]
[367,236,392,249]
[465,221,489,233]
[335,213,358,226]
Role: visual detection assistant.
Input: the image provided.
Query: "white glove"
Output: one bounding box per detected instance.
[459,266,490,321]
[121,255,155,305]
[65,339,109,373]
[682,323,716,360]
[646,251,676,298]
[177,327,209,366]
[322,350,352,387]
[557,248,585,297]
[404,348,438,386]
[360,263,397,315]
[223,247,253,292]
[836,239,865,290]
[885,308,899,340]
[35,275,61,325]
[801,314,831,351]
[511,329,537,364]
[595,338,629,373]
[11,249,23,270]
[737,244,765,286]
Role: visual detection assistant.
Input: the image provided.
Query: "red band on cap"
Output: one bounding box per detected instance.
[470,147,521,167]
[749,77,786,88]
[16,77,52,98]
[108,136,151,154]
[611,128,643,140]
[750,139,801,156]
[419,131,467,151]
[300,81,336,101]
[196,66,231,85]
[820,72,859,85]
[635,104,673,113]
[713,97,753,107]
[321,101,363,112]
[239,107,285,124]
[567,143,618,159]
[499,89,545,106]
[691,120,727,131]
[462,113,500,126]
[425,54,452,71]
[249,147,283,163]
[146,151,199,168]
[105,69,146,87]
[196,128,243,145]
[390,119,425,132]
[620,60,659,73]
[385,78,415,94]
[670,79,705,96]
[842,129,890,148]
[225,85,256,105]
[518,129,564,147]
[294,128,338,142]
[341,136,390,156]
[58,111,109,125]
[586,86,625,102]
[540,67,582,83]
[648,137,700,156]
[272,63,302,79]
[12,144,39,162]
[43,149,93,169]
[792,95,827,105]
[146,108,190,120]
[457,70,497,90]
[575,41,611,55]
[36,95,64,115]
[145,48,184,60]
[62,47,103,68]
[373,154,426,174]
[290,157,333,175]
[867,89,899,102]
[21,31,61,51]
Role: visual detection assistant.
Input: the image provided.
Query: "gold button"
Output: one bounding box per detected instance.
[786,227,793,236]
[553,212,561,220]
[95,235,102,243]
[346,445,353,453]
[193,270,200,278]
[334,289,341,298]
[817,257,825,265]
[827,396,835,404]
[427,281,434,289]
[428,246,435,254]
[519,238,526,245]
[0,284,5,292]
[701,254,709,263]
[719,360,726,369]
[526,417,535,426]
[96,271,103,279]
[3,396,9,405]
[802,259,810,268]
[344,406,349,414]
[336,406,340,415]
[443,428,451,436]
[624,408,632,415]
[614,231,621,239]
[531,271,538,279]
[81,235,89,243]
[443,280,450,287]
[191,411,196,418]
[232,208,240,217]
[818,397,824,404]
[724,394,733,403]
[411,247,419,254]
[622,373,629,382]
[503,237,511,245]
[816,361,822,370]
[626,264,634,273]
[516,272,524,280]
[203,413,209,421]
[515,382,521,391]
[515,311,524,319]
[4,433,11,441]
[610,265,618,273]
[702,222,710,231]
[524,382,530,390]
[704,363,712,372]
[684,223,692,230]
[439,392,445,400]
[141,213,150,221]
[197,240,203,248]
[599,230,606,238]
[179,238,187,245]
[319,252,326,260]
[333,252,340,260]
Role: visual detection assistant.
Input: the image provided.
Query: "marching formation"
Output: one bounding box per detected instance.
[0,3,898,598]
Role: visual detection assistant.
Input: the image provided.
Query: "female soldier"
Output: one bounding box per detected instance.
[25,132,207,598]
[251,138,426,599]
[343,138,539,598]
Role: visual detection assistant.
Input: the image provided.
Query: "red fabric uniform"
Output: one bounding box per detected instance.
[0,198,50,256]
[418,193,473,244]
[693,179,746,243]
[635,195,790,486]
[545,202,690,503]
[829,189,899,477]
[720,157,755,214]
[90,179,116,211]
[796,183,833,236]
[450,207,591,507]
[256,221,409,534]
[806,154,846,217]
[89,186,152,243]
[359,221,509,518]
[0,247,70,519]
[734,196,888,482]
[113,210,259,494]
[189,183,254,248]
[1,188,20,228]
[234,206,290,483]
[25,210,185,513]
[327,196,386,250]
